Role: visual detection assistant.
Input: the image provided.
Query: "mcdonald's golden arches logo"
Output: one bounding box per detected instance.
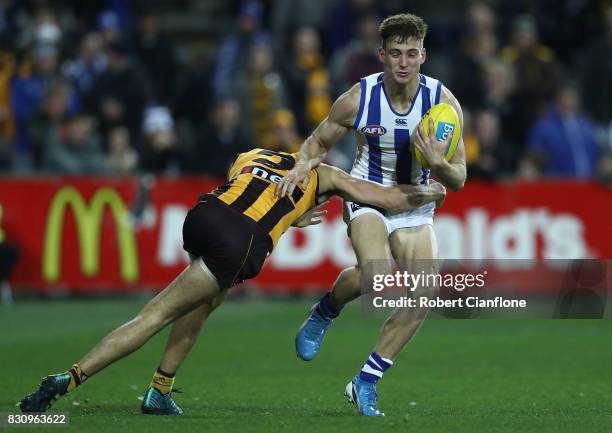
[43,186,139,282]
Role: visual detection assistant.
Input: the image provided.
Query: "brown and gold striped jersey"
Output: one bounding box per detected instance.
[210,148,318,248]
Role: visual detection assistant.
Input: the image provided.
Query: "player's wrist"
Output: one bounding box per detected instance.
[295,159,310,169]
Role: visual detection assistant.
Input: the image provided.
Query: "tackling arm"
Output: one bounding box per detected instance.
[317,165,446,213]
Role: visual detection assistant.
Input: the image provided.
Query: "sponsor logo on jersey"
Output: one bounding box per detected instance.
[361,125,387,137]
[241,165,283,183]
[395,118,408,126]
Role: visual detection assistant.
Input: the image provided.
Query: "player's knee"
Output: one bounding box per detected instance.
[208,293,226,311]
[357,261,393,294]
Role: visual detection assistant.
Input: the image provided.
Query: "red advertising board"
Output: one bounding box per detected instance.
[0,178,610,294]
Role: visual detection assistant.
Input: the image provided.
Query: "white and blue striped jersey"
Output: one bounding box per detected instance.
[351,72,443,187]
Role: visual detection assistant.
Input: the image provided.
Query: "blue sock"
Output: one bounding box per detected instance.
[359,351,393,384]
[315,293,344,320]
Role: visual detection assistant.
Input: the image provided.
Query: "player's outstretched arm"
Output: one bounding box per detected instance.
[316,164,446,213]
[415,86,467,192]
[275,83,361,197]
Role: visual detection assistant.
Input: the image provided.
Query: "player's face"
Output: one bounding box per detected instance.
[379,37,426,85]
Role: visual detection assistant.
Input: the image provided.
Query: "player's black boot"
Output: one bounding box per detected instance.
[20,374,71,412]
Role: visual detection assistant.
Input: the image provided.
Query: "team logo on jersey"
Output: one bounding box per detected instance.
[395,118,408,126]
[350,202,363,212]
[361,125,387,137]
[349,201,386,215]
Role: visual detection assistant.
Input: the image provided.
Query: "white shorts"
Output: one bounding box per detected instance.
[344,200,435,235]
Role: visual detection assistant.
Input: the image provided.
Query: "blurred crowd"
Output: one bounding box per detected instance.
[0,0,610,182]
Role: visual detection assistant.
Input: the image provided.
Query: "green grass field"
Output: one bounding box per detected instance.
[2,299,611,433]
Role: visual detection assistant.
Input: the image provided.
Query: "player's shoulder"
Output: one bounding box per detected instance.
[438,84,462,113]
[332,73,385,124]
[336,72,382,106]
[330,82,361,124]
[337,82,361,107]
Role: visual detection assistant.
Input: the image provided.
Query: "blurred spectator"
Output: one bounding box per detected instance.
[451,2,498,112]
[184,98,249,177]
[32,8,62,50]
[519,84,600,179]
[174,48,213,127]
[0,49,15,168]
[97,10,123,45]
[233,36,287,149]
[501,14,560,145]
[465,1,496,35]
[63,32,107,112]
[27,78,72,168]
[580,5,611,130]
[90,40,151,142]
[131,11,177,105]
[271,0,335,53]
[278,26,332,135]
[139,106,178,174]
[107,126,137,175]
[42,113,110,174]
[329,13,381,95]
[212,0,265,98]
[0,203,19,304]
[451,32,496,112]
[326,0,382,55]
[306,68,333,132]
[11,45,65,169]
[267,109,302,153]
[467,108,516,179]
[482,57,515,108]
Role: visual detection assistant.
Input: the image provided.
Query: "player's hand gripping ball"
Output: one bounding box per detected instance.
[415,103,461,168]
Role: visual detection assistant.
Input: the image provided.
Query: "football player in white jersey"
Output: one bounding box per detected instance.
[278,13,467,416]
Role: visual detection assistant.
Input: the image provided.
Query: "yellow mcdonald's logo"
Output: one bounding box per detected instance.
[43,186,139,282]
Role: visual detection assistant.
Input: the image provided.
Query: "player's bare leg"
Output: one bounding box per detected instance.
[157,291,226,375]
[20,260,223,412]
[346,224,438,417]
[79,261,222,375]
[142,290,227,415]
[333,213,395,304]
[328,266,361,306]
[296,214,393,361]
[374,224,438,359]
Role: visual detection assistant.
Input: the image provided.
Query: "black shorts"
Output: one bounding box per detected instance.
[182,195,272,288]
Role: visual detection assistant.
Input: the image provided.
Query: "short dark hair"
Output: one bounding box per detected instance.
[379,14,428,47]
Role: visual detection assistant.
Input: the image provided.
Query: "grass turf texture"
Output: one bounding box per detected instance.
[2,300,611,433]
